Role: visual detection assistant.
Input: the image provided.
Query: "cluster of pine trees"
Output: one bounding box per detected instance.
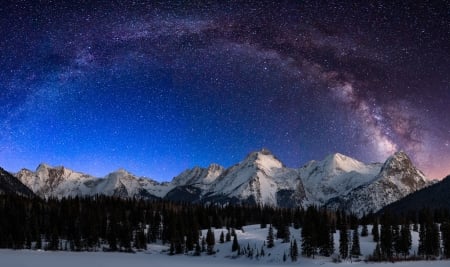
[1,194,450,261]
[0,194,304,253]
[369,209,450,261]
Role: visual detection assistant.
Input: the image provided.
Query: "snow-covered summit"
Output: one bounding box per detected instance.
[325,151,431,216]
[300,153,381,203]
[202,149,305,206]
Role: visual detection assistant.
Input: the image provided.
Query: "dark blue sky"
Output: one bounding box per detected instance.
[1,1,449,181]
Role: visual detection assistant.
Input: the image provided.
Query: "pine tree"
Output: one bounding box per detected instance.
[339,226,349,259]
[267,225,275,248]
[392,224,400,256]
[441,221,450,259]
[226,230,231,242]
[427,223,440,258]
[301,207,318,258]
[361,224,368,237]
[397,223,411,258]
[219,231,224,243]
[290,239,299,262]
[419,222,440,259]
[318,219,334,257]
[231,228,236,237]
[380,223,393,259]
[282,225,290,243]
[328,229,335,256]
[206,228,215,255]
[232,234,239,252]
[350,228,361,257]
[372,221,379,242]
[372,243,382,261]
[194,241,201,256]
[201,236,206,252]
[418,223,426,256]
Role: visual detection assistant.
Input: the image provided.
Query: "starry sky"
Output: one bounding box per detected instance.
[1,1,449,181]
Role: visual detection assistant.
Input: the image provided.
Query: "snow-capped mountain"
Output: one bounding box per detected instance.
[165,163,225,202]
[93,168,171,199]
[16,163,97,198]
[299,153,382,203]
[325,152,430,216]
[0,167,34,197]
[10,150,431,215]
[201,149,306,207]
[16,164,171,199]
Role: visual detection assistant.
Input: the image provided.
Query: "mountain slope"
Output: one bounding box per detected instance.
[325,152,430,216]
[165,164,224,202]
[380,175,450,214]
[0,167,34,197]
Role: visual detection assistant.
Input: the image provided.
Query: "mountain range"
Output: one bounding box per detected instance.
[3,149,434,216]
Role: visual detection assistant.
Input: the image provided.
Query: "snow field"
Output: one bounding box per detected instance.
[1,224,447,267]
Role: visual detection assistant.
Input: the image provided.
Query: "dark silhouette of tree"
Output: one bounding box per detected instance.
[361,224,368,237]
[267,225,275,248]
[350,228,361,257]
[232,234,239,252]
[205,228,215,254]
[219,231,224,243]
[194,241,201,256]
[380,223,393,259]
[339,225,349,259]
[372,220,379,242]
[225,229,231,242]
[397,223,411,258]
[290,239,298,261]
[441,221,450,259]
[301,207,319,258]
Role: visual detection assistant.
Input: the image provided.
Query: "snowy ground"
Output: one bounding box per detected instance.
[2,225,449,267]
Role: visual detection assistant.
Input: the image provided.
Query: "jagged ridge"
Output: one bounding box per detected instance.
[11,150,432,215]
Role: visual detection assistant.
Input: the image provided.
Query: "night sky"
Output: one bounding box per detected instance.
[1,1,449,181]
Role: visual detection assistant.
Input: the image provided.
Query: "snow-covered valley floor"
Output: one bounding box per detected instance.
[2,225,449,267]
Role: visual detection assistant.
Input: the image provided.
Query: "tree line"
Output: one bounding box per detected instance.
[1,194,450,261]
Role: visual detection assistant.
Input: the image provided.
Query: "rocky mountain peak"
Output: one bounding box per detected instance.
[382,151,413,170]
[207,163,224,172]
[36,163,51,172]
[379,151,428,191]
